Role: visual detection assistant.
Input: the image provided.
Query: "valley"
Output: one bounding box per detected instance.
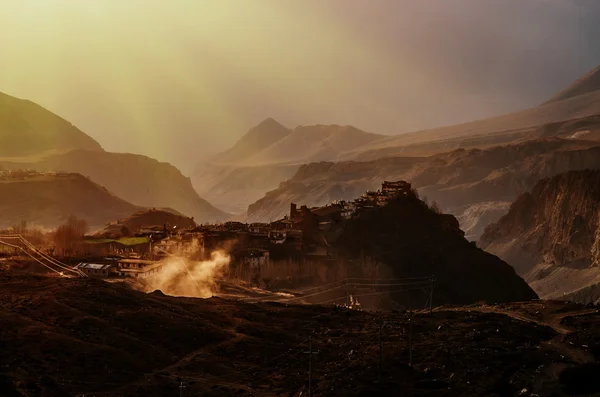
[4,4,600,397]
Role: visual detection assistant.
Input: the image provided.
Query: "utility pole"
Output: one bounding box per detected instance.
[378,317,383,380]
[179,380,186,397]
[429,276,434,315]
[304,335,319,397]
[408,310,413,367]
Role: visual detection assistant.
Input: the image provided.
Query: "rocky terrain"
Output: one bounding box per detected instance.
[2,273,600,397]
[0,92,102,157]
[0,172,139,230]
[480,170,600,301]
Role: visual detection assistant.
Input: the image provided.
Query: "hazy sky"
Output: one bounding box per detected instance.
[1,0,600,172]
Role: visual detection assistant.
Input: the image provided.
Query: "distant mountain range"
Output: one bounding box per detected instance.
[209,119,385,167]
[192,120,385,213]
[246,137,600,237]
[195,65,600,218]
[0,92,227,227]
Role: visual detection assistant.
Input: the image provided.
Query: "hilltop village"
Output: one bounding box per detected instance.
[76,181,413,279]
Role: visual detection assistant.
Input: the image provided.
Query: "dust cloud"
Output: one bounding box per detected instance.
[136,251,230,298]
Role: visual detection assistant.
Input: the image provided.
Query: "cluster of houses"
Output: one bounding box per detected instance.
[0,169,60,180]
[75,181,412,280]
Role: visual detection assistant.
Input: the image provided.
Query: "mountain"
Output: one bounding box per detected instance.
[34,150,228,223]
[480,170,600,301]
[0,92,102,157]
[0,151,228,223]
[0,93,228,223]
[242,124,386,165]
[332,189,537,304]
[198,66,600,217]
[211,117,292,165]
[0,171,139,229]
[247,137,600,239]
[192,122,386,214]
[340,66,600,162]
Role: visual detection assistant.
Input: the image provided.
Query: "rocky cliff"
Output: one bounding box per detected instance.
[480,170,600,300]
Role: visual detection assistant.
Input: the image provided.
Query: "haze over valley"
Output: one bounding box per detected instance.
[3,1,600,396]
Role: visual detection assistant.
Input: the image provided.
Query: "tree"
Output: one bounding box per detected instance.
[120,225,130,237]
[11,220,28,234]
[53,215,89,255]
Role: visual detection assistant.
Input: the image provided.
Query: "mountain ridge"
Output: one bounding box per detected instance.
[545,65,600,104]
[0,92,103,157]
[0,150,228,223]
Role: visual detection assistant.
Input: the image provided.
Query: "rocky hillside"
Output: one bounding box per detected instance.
[247,138,600,239]
[480,170,600,300]
[1,150,228,223]
[333,190,537,304]
[0,92,103,157]
[0,172,139,229]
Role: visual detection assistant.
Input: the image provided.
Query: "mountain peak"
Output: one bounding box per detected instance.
[209,118,292,165]
[546,65,600,103]
[253,117,286,130]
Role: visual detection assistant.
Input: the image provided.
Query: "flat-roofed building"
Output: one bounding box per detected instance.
[75,263,115,278]
[116,259,164,279]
